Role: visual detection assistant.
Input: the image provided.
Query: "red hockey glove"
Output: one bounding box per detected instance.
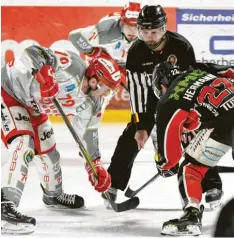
[34,65,59,99]
[218,68,234,79]
[85,158,111,193]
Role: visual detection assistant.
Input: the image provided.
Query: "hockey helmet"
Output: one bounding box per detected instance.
[152,61,181,98]
[86,55,122,90]
[120,2,141,26]
[137,5,167,29]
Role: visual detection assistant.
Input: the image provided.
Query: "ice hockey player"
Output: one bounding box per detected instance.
[1,45,122,234]
[69,1,142,203]
[69,1,141,67]
[152,61,234,236]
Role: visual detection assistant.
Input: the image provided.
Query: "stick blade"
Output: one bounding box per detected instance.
[124,186,136,198]
[110,197,140,212]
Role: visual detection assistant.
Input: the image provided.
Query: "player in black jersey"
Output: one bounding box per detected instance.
[105,4,223,209]
[152,61,234,236]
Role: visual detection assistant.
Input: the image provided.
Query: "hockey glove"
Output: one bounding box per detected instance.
[218,68,234,79]
[34,65,59,99]
[86,47,110,59]
[155,152,179,178]
[85,158,111,193]
[181,130,197,149]
[156,163,179,178]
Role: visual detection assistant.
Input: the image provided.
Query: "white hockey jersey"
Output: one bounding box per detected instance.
[69,14,136,67]
[1,50,112,161]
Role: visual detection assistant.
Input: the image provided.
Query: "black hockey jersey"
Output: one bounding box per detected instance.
[156,68,234,170]
[126,31,196,130]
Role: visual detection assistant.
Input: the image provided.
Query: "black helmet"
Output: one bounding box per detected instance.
[152,61,181,98]
[137,5,167,29]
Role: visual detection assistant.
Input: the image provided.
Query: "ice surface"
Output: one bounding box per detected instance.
[1,123,234,238]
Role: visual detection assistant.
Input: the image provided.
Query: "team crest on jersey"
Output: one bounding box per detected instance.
[167,54,177,65]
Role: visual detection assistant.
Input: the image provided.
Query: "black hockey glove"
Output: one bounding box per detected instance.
[155,153,179,178]
[156,163,179,178]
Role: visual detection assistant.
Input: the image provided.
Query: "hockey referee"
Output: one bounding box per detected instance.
[105,5,223,207]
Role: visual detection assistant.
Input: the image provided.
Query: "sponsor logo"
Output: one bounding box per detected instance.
[197,57,234,66]
[181,13,234,23]
[98,58,115,74]
[190,129,209,152]
[210,35,234,55]
[53,161,60,172]
[202,146,225,161]
[15,113,31,122]
[1,104,11,132]
[142,62,153,66]
[125,10,139,19]
[169,69,207,100]
[114,42,121,49]
[76,37,92,50]
[29,99,41,114]
[178,10,234,24]
[40,128,54,141]
[23,150,34,165]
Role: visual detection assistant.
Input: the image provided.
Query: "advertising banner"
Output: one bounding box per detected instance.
[177,9,234,66]
[1,6,176,109]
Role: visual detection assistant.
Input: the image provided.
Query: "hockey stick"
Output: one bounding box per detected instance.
[125,165,234,198]
[217,165,234,173]
[125,173,160,198]
[53,98,139,212]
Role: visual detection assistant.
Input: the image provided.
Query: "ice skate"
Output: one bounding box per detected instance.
[41,185,85,209]
[205,188,223,210]
[161,205,204,236]
[1,200,36,235]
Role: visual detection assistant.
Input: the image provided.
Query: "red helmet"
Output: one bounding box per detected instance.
[86,55,121,90]
[121,2,141,26]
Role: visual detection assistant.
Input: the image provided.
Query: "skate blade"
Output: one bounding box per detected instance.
[1,220,35,235]
[161,224,201,236]
[44,204,86,210]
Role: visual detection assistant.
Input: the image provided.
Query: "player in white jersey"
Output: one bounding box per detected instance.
[1,45,122,234]
[69,2,166,202]
[69,1,141,68]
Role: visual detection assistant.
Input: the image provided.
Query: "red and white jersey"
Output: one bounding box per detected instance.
[1,49,114,160]
[69,14,136,67]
